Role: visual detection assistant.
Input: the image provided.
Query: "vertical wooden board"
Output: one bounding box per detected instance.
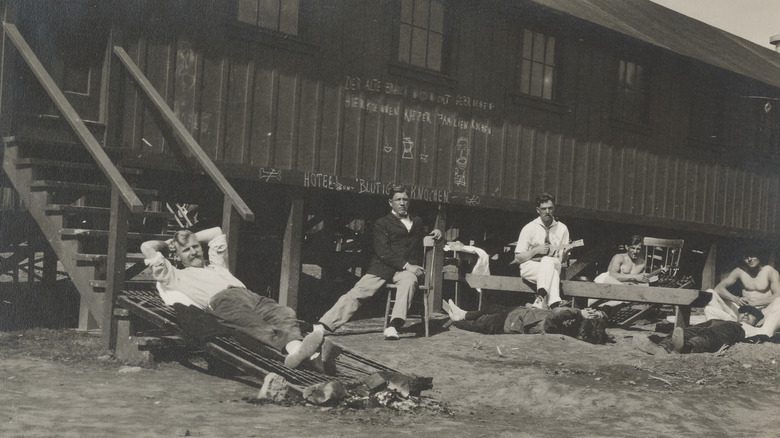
[704,163,717,225]
[771,176,780,233]
[297,79,320,172]
[199,54,227,160]
[572,140,589,209]
[120,38,144,151]
[517,126,535,200]
[633,149,648,216]
[451,126,473,192]
[359,94,381,179]
[418,105,437,187]
[714,165,726,226]
[544,133,561,201]
[760,176,770,231]
[140,38,170,155]
[435,122,455,190]
[558,136,575,206]
[654,155,668,218]
[608,145,623,212]
[379,96,402,183]
[585,142,601,209]
[340,90,362,177]
[488,122,509,198]
[673,158,684,220]
[744,172,756,230]
[249,67,275,167]
[173,39,201,140]
[317,83,340,174]
[469,129,488,195]
[621,148,636,214]
[723,167,736,227]
[274,74,298,169]
[734,169,746,229]
[399,104,421,185]
[223,56,250,164]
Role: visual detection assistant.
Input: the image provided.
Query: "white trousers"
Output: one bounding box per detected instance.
[703,289,740,322]
[520,256,562,309]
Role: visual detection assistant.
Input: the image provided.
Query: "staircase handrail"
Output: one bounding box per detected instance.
[2,23,144,213]
[112,46,255,222]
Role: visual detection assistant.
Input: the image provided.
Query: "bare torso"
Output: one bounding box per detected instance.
[738,266,777,301]
[616,253,646,275]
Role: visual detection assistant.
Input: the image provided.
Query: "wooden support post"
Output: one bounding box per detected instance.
[79,295,99,331]
[102,26,124,148]
[0,0,18,136]
[42,246,57,285]
[103,188,129,349]
[278,191,304,311]
[701,242,717,290]
[222,197,240,273]
[26,244,34,284]
[429,203,447,312]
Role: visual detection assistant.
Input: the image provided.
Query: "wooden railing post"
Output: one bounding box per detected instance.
[0,0,19,136]
[103,187,129,349]
[222,196,240,274]
[102,27,124,149]
[279,190,304,310]
[429,203,447,312]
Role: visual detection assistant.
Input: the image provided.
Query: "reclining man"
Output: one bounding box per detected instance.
[635,301,780,355]
[141,227,328,369]
[442,299,608,344]
[315,185,442,340]
[704,248,780,322]
[514,193,570,309]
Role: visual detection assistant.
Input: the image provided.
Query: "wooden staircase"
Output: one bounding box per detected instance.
[1,136,173,330]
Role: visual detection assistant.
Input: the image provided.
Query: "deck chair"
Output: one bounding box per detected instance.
[117,288,429,395]
[384,236,436,337]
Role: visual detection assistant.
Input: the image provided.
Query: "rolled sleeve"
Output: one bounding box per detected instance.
[207,234,228,269]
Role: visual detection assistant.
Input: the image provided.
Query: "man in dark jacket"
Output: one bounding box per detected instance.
[317,185,441,340]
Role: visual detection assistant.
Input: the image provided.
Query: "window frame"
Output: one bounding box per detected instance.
[235,0,300,36]
[612,58,651,127]
[516,27,558,102]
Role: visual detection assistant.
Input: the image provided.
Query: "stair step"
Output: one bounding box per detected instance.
[46,204,172,218]
[75,252,146,264]
[60,228,170,241]
[14,157,143,175]
[30,180,159,197]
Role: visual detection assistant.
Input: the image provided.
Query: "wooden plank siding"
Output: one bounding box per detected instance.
[100,2,780,239]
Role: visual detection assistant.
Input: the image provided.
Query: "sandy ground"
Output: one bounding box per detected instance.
[2,317,780,438]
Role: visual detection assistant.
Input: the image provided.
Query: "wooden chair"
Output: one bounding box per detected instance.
[643,237,685,285]
[384,236,436,337]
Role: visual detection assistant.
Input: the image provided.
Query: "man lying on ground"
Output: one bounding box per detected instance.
[635,301,780,355]
[442,299,609,344]
[141,227,331,370]
[704,248,780,322]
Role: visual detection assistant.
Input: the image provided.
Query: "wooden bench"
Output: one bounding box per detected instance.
[465,274,707,329]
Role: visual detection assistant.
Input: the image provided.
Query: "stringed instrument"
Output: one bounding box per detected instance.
[510,239,584,264]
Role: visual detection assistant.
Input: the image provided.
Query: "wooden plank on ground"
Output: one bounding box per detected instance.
[465,274,699,305]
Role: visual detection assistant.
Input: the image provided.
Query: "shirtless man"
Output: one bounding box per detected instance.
[704,249,780,322]
[594,235,649,285]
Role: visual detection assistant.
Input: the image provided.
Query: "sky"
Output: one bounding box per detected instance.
[650,0,780,50]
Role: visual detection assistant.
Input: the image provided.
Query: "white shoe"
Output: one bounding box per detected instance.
[383,326,400,340]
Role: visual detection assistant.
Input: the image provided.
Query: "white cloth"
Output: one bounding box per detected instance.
[444,242,491,292]
[520,256,562,308]
[156,283,198,307]
[144,234,245,309]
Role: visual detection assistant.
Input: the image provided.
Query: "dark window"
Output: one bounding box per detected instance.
[398,0,445,72]
[518,29,556,100]
[614,60,649,124]
[237,0,299,35]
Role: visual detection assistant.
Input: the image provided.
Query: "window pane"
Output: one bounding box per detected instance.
[634,64,644,90]
[430,0,444,32]
[543,65,554,100]
[545,36,555,65]
[618,60,626,85]
[532,32,545,61]
[258,0,279,30]
[531,62,544,97]
[428,32,442,71]
[520,60,531,94]
[398,24,412,63]
[411,27,427,67]
[237,0,258,25]
[413,0,430,27]
[279,0,299,35]
[625,62,635,88]
[522,29,533,58]
[400,0,413,23]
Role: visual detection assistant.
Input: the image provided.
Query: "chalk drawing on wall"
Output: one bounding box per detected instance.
[258,167,282,183]
[466,195,480,206]
[454,136,470,187]
[402,137,415,159]
[420,141,429,163]
[383,136,392,153]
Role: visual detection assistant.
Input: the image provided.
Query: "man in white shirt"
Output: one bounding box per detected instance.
[141,227,325,369]
[513,193,570,309]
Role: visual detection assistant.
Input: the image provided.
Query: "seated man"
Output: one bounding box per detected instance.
[141,227,326,369]
[442,299,608,344]
[594,235,650,286]
[513,193,570,309]
[315,185,441,340]
[704,249,780,322]
[635,301,780,355]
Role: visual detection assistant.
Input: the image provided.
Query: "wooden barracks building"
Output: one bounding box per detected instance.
[1,0,779,350]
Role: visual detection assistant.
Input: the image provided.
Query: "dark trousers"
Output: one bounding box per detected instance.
[208,287,302,351]
[453,305,511,335]
[677,319,745,353]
